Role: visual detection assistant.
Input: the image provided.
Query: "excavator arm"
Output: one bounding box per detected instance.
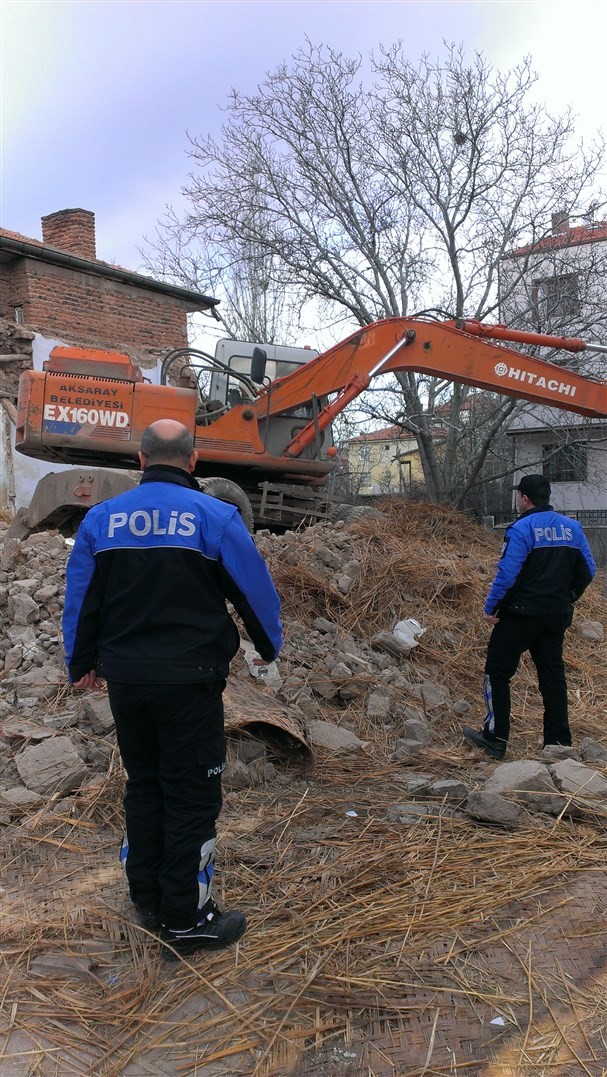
[242,318,607,458]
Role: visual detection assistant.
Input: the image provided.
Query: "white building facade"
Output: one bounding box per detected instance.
[500,213,607,521]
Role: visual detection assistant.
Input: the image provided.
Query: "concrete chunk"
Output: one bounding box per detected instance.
[550,759,607,799]
[82,694,115,734]
[307,720,365,753]
[15,736,88,796]
[484,760,563,815]
[465,791,522,827]
[580,738,607,764]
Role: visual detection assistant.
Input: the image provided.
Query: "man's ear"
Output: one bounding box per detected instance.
[187,449,198,474]
[138,451,147,471]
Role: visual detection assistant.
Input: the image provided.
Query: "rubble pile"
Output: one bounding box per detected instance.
[1,499,606,830]
[2,499,607,1075]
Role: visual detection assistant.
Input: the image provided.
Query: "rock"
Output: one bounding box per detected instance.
[408,681,449,708]
[336,575,353,595]
[465,791,522,826]
[7,592,39,625]
[484,760,563,815]
[392,774,433,794]
[14,736,88,796]
[0,786,44,810]
[579,738,607,764]
[370,631,414,659]
[306,720,365,753]
[427,779,469,801]
[309,673,340,700]
[248,758,277,784]
[387,803,433,824]
[452,699,472,717]
[338,680,366,701]
[402,718,432,746]
[1,718,55,742]
[550,759,607,799]
[231,737,267,765]
[10,577,40,596]
[366,690,391,721]
[83,694,115,734]
[575,618,604,643]
[540,745,580,762]
[0,536,23,571]
[222,758,251,791]
[391,738,426,759]
[315,545,341,570]
[309,620,340,633]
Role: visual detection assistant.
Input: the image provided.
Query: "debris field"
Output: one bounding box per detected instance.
[1,498,607,1077]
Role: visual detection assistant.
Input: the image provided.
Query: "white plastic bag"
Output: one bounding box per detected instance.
[392,618,425,650]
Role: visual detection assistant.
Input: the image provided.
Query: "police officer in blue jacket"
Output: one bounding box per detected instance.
[63,419,282,959]
[463,474,595,760]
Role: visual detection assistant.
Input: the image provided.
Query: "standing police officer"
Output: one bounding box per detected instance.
[63,419,282,959]
[463,474,595,760]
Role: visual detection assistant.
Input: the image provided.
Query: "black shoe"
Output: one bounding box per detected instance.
[462,727,507,760]
[134,904,162,932]
[160,901,247,961]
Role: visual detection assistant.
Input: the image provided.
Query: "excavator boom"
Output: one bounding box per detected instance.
[250,318,607,426]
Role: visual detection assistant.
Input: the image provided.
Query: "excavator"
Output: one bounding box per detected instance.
[14,317,607,531]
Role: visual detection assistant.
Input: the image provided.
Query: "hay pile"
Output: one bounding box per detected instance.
[1,500,607,1077]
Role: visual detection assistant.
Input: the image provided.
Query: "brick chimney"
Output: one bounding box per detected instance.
[551,211,570,235]
[41,209,96,260]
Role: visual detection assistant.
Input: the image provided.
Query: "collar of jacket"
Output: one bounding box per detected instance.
[517,504,554,519]
[139,465,200,491]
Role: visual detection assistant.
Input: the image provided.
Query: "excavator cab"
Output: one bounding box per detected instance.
[208,339,318,407]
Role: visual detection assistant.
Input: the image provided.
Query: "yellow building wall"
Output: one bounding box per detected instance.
[349,437,424,494]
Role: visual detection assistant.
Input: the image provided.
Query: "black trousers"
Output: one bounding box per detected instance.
[483,612,571,747]
[107,680,226,929]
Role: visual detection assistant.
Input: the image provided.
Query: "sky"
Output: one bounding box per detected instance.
[2,0,606,289]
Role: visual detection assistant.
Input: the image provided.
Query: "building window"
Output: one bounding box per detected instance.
[532,274,579,325]
[14,306,24,324]
[542,442,587,482]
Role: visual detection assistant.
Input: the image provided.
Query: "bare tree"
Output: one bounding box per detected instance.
[143,204,302,344]
[145,40,605,502]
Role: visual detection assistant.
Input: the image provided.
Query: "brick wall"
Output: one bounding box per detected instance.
[0,261,30,314]
[11,260,190,362]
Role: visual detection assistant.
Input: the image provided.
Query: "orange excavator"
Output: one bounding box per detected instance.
[14,317,607,530]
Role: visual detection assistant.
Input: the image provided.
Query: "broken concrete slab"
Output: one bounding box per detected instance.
[387,803,433,824]
[366,690,392,721]
[402,718,433,746]
[1,717,55,741]
[465,791,522,827]
[549,759,607,799]
[484,760,563,815]
[579,737,607,764]
[574,618,604,643]
[540,745,580,763]
[0,786,44,810]
[15,735,88,796]
[82,694,115,734]
[427,779,469,801]
[306,720,366,753]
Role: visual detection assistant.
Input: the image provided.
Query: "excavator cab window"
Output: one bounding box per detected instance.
[211,339,319,408]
